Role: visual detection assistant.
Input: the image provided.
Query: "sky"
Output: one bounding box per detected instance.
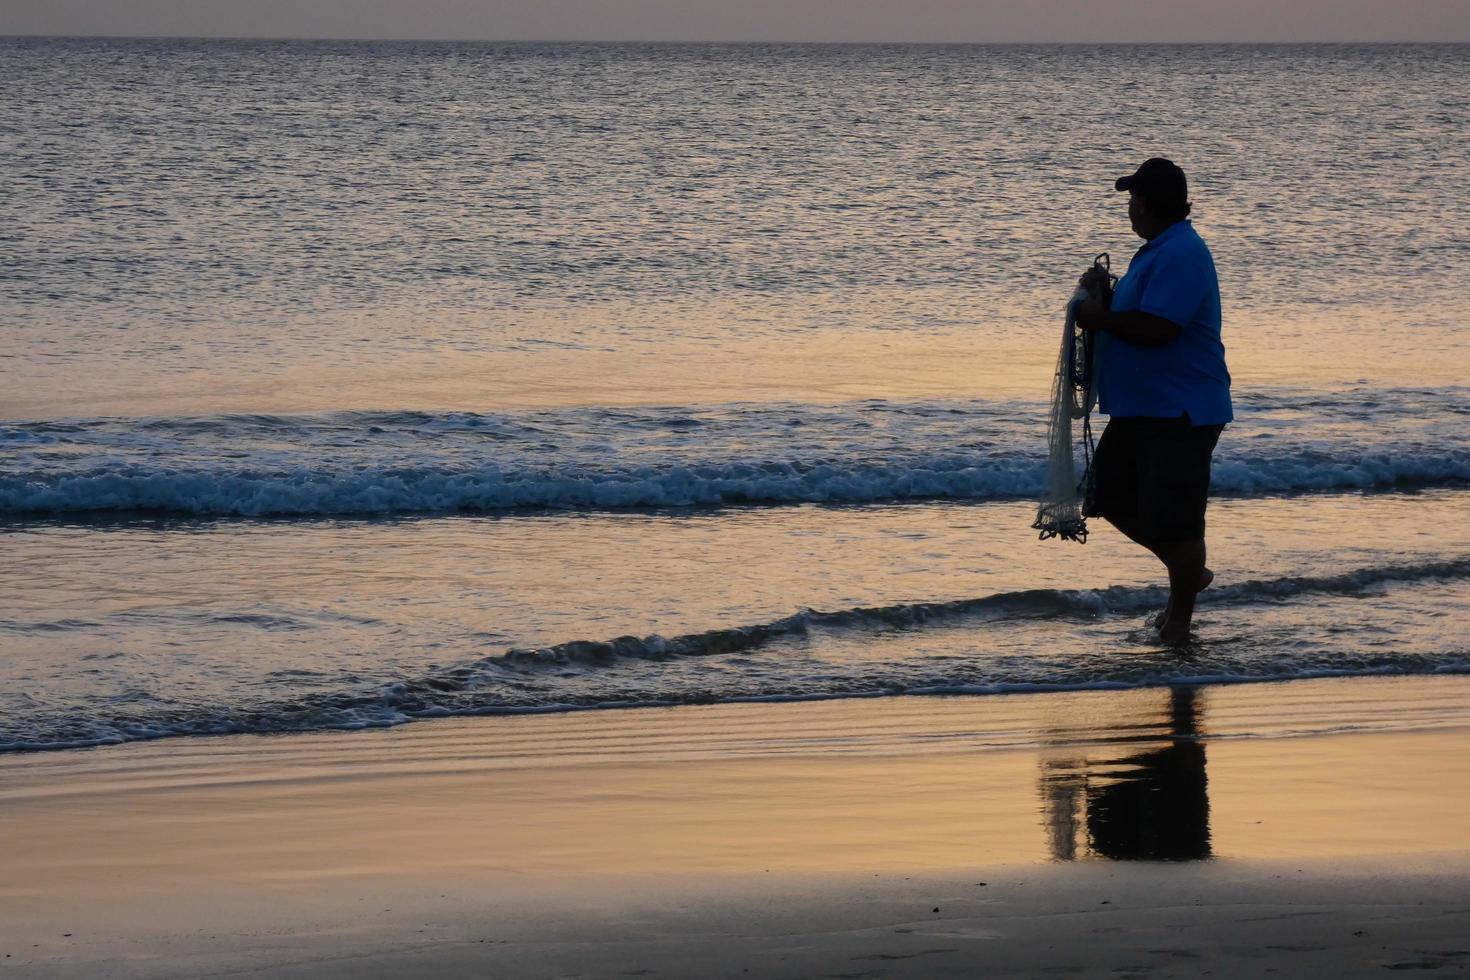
[3,0,1469,43]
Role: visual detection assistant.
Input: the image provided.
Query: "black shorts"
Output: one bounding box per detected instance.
[1083,415,1224,546]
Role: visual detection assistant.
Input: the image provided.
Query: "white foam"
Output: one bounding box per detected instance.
[2,390,1467,517]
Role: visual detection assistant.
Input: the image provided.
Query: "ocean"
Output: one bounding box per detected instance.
[3,38,1469,752]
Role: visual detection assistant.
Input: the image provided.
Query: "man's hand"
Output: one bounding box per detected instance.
[1075,297,1109,332]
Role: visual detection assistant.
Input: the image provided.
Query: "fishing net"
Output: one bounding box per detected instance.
[1032,254,1114,543]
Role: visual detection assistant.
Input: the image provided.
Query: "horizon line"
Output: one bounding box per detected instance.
[5,33,1470,46]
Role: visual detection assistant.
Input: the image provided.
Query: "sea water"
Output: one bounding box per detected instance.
[3,39,1469,750]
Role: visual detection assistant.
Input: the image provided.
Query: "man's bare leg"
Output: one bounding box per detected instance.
[1155,539,1207,644]
[1158,564,1214,633]
[1104,516,1212,635]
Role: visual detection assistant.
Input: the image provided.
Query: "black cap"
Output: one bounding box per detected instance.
[1115,157,1187,202]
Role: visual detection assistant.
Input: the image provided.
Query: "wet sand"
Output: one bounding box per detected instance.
[4,676,1470,978]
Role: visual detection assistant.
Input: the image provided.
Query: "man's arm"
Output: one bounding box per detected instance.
[1075,299,1180,347]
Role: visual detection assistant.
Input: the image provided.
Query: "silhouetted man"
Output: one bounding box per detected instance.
[1076,159,1232,643]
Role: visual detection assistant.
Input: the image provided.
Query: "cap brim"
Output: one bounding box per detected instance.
[1114,175,1135,192]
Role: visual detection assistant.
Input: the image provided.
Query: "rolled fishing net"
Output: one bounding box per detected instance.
[1032,255,1114,543]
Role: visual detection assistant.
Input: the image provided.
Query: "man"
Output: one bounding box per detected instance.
[1075,158,1232,644]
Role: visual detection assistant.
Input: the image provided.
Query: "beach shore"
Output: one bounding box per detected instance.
[5,676,1470,978]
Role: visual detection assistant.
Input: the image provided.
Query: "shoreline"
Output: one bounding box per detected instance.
[7,653,1470,756]
[5,675,1470,976]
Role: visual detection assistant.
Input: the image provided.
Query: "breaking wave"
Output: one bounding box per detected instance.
[3,388,1468,518]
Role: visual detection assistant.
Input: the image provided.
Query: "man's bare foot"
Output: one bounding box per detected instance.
[1158,616,1193,644]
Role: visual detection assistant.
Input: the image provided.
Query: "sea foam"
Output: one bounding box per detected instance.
[3,389,1467,518]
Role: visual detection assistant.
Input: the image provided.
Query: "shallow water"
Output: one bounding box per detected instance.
[5,490,1469,749]
[3,39,1468,751]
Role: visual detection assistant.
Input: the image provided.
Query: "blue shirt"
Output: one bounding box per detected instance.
[1096,219,1233,426]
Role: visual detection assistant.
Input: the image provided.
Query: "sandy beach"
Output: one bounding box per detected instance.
[5,675,1470,978]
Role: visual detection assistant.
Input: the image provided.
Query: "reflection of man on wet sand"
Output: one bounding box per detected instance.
[1042,686,1211,861]
[1076,158,1232,644]
[1087,687,1210,861]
